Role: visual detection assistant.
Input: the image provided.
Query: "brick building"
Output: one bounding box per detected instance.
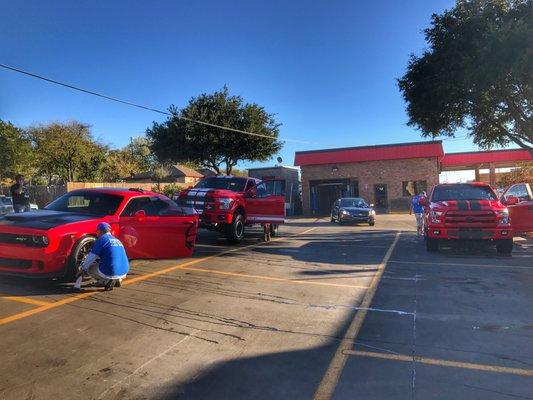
[294,141,444,215]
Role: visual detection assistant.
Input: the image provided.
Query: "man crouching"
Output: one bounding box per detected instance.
[73,222,129,292]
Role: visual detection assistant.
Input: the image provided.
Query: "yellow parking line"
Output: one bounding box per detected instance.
[345,350,533,377]
[313,232,401,400]
[0,227,317,326]
[1,296,53,307]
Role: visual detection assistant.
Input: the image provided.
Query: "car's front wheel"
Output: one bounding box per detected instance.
[66,236,96,279]
[496,239,513,254]
[226,213,245,244]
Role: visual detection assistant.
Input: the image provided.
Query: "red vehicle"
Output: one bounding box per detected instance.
[177,176,285,243]
[0,188,198,278]
[500,182,533,235]
[421,183,513,254]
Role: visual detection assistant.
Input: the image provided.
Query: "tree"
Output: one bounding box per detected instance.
[124,137,158,172]
[147,87,283,175]
[398,0,532,154]
[498,162,533,186]
[29,121,108,182]
[0,120,35,184]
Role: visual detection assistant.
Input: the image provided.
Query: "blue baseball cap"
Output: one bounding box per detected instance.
[96,222,112,233]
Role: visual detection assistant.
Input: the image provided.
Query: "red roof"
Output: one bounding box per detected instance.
[294,141,444,166]
[441,149,532,167]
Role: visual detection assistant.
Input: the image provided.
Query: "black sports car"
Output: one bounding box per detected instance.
[331,197,375,226]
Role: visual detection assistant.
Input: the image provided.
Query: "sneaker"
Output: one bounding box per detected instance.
[104,280,115,291]
[115,279,122,288]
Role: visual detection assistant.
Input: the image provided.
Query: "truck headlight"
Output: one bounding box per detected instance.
[497,209,510,225]
[430,211,443,224]
[218,198,233,210]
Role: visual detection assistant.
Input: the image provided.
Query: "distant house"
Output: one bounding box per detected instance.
[196,168,217,177]
[127,164,204,185]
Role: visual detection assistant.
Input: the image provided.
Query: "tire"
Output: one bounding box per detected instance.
[269,224,278,237]
[226,213,245,244]
[496,239,513,254]
[426,237,439,252]
[66,236,96,279]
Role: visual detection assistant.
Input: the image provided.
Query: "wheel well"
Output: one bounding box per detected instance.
[235,206,245,218]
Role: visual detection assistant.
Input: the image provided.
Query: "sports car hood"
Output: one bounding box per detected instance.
[0,210,99,231]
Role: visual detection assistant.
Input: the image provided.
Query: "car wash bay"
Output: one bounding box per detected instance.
[0,215,532,400]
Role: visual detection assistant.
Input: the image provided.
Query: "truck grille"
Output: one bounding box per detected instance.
[444,211,497,226]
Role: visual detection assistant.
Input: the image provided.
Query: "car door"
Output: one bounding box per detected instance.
[118,196,198,259]
[245,181,285,224]
[501,184,533,233]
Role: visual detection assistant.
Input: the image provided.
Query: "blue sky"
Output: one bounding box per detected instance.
[1,0,486,170]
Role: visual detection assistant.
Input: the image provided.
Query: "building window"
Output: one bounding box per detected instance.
[403,180,427,197]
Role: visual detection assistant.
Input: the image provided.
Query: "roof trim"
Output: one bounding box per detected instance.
[294,140,442,155]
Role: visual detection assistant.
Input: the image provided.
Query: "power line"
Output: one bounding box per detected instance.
[0,63,311,144]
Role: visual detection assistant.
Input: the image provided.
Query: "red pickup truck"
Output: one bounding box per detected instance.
[422,183,513,254]
[177,176,285,243]
[500,182,533,235]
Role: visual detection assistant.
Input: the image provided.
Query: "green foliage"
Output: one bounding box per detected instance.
[398,0,532,153]
[28,121,108,182]
[499,162,533,187]
[0,119,36,183]
[151,183,184,199]
[147,86,283,175]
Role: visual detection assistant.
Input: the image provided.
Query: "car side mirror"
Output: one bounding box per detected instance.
[505,196,519,206]
[135,209,146,221]
[418,197,428,206]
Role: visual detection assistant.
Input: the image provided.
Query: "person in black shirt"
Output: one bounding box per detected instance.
[10,175,31,213]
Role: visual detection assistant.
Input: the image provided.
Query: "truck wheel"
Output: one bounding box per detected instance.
[226,213,245,244]
[426,237,439,252]
[65,236,96,279]
[496,239,513,254]
[270,224,278,237]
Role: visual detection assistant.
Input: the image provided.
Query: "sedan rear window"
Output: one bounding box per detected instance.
[45,192,123,216]
[432,185,497,202]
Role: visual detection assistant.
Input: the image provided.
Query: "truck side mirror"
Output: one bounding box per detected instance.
[505,196,519,206]
[135,209,146,221]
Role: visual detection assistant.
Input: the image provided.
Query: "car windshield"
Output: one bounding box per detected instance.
[432,185,497,202]
[45,191,124,216]
[194,177,247,192]
[340,198,368,208]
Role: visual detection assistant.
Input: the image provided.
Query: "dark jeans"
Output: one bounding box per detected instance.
[14,204,31,213]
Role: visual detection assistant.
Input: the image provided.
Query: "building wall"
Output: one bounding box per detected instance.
[300,157,439,214]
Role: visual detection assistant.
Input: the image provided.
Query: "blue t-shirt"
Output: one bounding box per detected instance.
[412,195,424,214]
[90,233,129,278]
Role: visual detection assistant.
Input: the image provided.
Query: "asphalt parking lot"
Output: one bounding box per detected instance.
[0,215,532,400]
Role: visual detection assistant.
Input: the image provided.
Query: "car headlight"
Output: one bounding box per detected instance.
[218,197,233,210]
[31,235,49,247]
[430,211,443,224]
[497,209,509,225]
[370,210,376,215]
[341,209,350,215]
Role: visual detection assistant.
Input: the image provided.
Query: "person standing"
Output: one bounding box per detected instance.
[73,222,129,292]
[10,174,31,213]
[410,191,426,236]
